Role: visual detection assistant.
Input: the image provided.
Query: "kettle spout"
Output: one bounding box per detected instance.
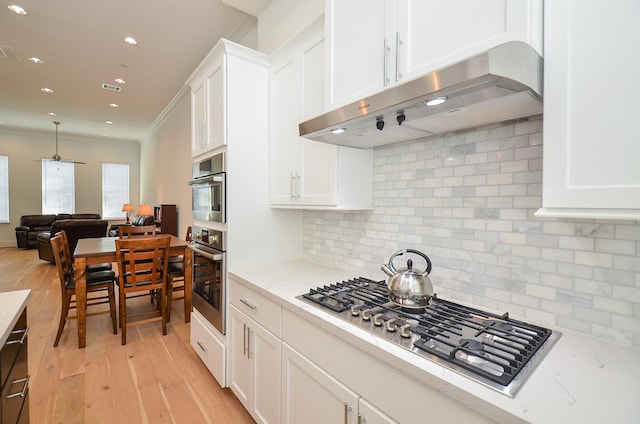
[380,264,394,277]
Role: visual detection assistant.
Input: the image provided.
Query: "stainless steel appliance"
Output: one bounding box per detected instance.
[299,277,560,397]
[299,41,543,149]
[189,153,226,223]
[189,225,226,334]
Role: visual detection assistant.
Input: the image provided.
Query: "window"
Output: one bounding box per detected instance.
[0,156,8,223]
[102,163,129,219]
[42,160,75,214]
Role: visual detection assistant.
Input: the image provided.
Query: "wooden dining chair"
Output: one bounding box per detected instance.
[166,226,192,322]
[51,232,117,347]
[118,224,156,238]
[56,229,112,273]
[115,236,171,345]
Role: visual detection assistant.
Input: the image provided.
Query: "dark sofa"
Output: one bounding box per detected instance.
[15,213,102,249]
[36,218,109,263]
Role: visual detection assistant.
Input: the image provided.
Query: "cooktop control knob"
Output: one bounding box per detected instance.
[385,318,398,332]
[350,305,364,316]
[372,313,385,326]
[399,323,412,338]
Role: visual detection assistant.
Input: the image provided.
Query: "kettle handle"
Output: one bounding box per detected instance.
[392,249,432,276]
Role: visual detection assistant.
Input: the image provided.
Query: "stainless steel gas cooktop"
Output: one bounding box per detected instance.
[298,277,561,397]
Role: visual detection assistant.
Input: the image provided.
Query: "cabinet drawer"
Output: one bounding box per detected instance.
[190,309,227,388]
[2,337,29,424]
[1,309,27,388]
[229,279,281,337]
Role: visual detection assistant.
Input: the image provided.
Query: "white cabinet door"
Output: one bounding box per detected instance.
[326,0,543,109]
[205,53,225,152]
[191,78,206,156]
[298,31,339,205]
[537,0,640,220]
[251,317,281,424]
[269,21,374,209]
[229,306,281,424]
[358,398,398,424]
[282,343,359,424]
[397,0,542,82]
[229,307,251,409]
[269,48,301,204]
[325,0,393,107]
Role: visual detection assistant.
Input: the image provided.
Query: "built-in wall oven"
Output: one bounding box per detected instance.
[189,226,226,335]
[189,153,226,223]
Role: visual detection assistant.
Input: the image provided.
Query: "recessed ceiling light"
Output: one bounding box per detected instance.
[114,78,126,84]
[29,57,43,64]
[109,103,119,108]
[8,5,27,15]
[48,112,56,116]
[105,120,114,125]
[41,87,54,93]
[331,127,346,134]
[123,36,138,46]
[425,96,448,106]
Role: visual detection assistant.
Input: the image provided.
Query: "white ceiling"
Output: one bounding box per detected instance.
[0,0,258,142]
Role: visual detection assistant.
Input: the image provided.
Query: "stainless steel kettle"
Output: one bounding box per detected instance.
[380,249,433,308]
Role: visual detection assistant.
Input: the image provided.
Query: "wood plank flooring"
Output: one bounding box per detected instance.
[0,247,254,424]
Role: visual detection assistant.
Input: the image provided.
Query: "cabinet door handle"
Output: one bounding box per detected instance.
[6,327,28,345]
[395,32,401,82]
[247,327,251,360]
[243,324,248,356]
[343,402,352,424]
[383,39,389,86]
[203,125,208,146]
[196,340,207,352]
[295,173,300,198]
[358,413,363,424]
[290,173,295,199]
[5,375,30,400]
[240,298,257,310]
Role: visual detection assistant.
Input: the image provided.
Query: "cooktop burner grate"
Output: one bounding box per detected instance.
[299,277,559,396]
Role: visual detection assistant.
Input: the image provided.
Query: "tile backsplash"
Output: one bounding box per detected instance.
[302,117,640,349]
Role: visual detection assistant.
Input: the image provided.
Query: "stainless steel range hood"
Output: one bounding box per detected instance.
[299,41,543,149]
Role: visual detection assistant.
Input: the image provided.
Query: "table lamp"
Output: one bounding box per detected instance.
[137,203,153,217]
[122,203,133,224]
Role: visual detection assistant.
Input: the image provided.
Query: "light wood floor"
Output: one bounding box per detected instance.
[0,247,254,424]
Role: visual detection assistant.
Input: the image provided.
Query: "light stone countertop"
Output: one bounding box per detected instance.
[0,290,31,346]
[229,259,640,424]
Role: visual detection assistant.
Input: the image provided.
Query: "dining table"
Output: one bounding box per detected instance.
[73,235,193,349]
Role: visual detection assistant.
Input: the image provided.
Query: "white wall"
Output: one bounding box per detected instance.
[257,0,323,54]
[0,127,140,247]
[139,90,192,239]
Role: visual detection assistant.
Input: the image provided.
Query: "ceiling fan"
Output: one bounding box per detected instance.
[41,121,86,164]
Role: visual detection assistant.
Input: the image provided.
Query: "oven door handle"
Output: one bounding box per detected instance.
[189,246,223,261]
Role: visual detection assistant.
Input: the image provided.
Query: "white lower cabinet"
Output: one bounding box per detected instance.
[190,308,226,387]
[282,342,359,424]
[229,306,281,424]
[358,398,399,424]
[282,343,397,424]
[229,278,282,424]
[228,280,497,423]
[282,309,497,424]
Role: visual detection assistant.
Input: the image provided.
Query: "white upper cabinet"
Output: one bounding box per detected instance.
[536,0,640,220]
[269,19,373,209]
[326,0,543,108]
[187,39,268,158]
[189,52,225,156]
